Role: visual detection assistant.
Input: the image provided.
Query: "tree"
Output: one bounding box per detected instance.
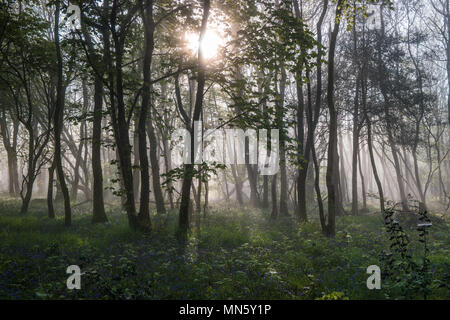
[53,0,72,226]
[178,0,211,234]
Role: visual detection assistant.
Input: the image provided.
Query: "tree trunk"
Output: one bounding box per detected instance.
[312,143,326,234]
[262,175,269,208]
[91,75,108,223]
[358,144,367,211]
[296,0,328,222]
[147,117,166,214]
[203,180,209,217]
[104,0,140,229]
[271,174,278,220]
[325,0,344,237]
[278,67,289,216]
[0,111,20,197]
[231,165,244,205]
[351,76,361,215]
[362,68,384,212]
[179,0,210,234]
[162,134,175,209]
[47,160,56,219]
[54,2,72,226]
[136,0,157,231]
[133,126,140,205]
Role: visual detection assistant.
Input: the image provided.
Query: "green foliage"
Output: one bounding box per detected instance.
[0,199,448,300]
[380,202,436,299]
[162,161,226,195]
[316,291,349,300]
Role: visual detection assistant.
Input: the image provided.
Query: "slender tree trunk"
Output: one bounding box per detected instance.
[312,144,326,234]
[196,173,202,214]
[246,164,260,207]
[377,8,408,211]
[147,117,166,214]
[296,0,328,222]
[54,2,71,226]
[80,0,107,222]
[231,20,260,209]
[47,160,56,219]
[271,174,278,219]
[338,128,348,204]
[20,168,34,214]
[179,0,210,234]
[262,175,269,208]
[136,0,157,230]
[133,126,140,205]
[387,138,409,210]
[351,76,361,215]
[361,68,384,212]
[91,75,108,223]
[203,180,209,216]
[20,125,36,214]
[412,149,426,205]
[325,0,344,237]
[104,0,140,229]
[365,120,384,212]
[278,67,289,216]
[358,144,367,211]
[293,0,306,221]
[231,165,243,205]
[162,134,175,209]
[0,111,20,197]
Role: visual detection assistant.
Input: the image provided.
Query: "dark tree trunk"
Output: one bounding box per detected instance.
[80,1,108,223]
[103,0,141,230]
[231,165,244,205]
[203,180,209,216]
[278,67,289,216]
[293,0,306,221]
[179,0,210,234]
[71,81,89,202]
[325,0,344,238]
[147,118,166,214]
[362,70,384,212]
[196,173,202,214]
[351,74,361,215]
[358,145,367,211]
[312,144,326,234]
[20,154,35,215]
[246,164,260,208]
[338,128,348,205]
[270,174,278,220]
[162,135,175,209]
[377,9,408,211]
[136,0,156,230]
[133,126,140,205]
[0,110,20,197]
[262,175,269,208]
[47,160,56,219]
[91,75,108,223]
[54,2,72,226]
[296,0,328,222]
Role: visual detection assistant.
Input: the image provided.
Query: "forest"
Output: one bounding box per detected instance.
[0,0,449,300]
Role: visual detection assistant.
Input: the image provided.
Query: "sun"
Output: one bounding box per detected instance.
[185,29,223,60]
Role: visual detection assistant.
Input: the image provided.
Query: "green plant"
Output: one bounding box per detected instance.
[381,201,433,299]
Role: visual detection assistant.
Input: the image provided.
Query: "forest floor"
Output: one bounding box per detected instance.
[0,198,448,300]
